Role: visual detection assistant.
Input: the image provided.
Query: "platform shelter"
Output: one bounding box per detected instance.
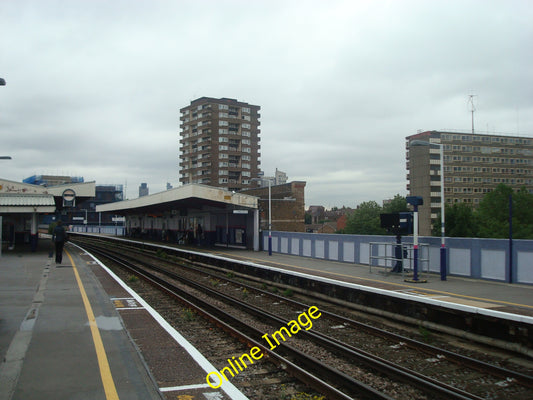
[0,178,95,252]
[96,184,260,250]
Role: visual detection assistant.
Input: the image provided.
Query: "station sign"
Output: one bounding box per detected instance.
[62,189,76,207]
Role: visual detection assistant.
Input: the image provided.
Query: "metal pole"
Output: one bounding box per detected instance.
[413,205,419,281]
[268,179,272,256]
[509,194,513,284]
[440,143,447,280]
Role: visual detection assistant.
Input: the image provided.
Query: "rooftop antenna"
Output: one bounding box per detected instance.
[468,94,476,134]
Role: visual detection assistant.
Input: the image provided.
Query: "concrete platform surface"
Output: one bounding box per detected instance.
[0,242,163,400]
[0,241,247,400]
[208,248,533,317]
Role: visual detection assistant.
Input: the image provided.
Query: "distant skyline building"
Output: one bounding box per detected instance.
[406,130,533,236]
[139,182,149,197]
[256,168,288,187]
[23,175,84,186]
[179,97,261,192]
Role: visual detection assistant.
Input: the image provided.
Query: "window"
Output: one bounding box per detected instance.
[219,170,228,175]
[219,129,228,134]
[219,153,228,159]
[219,178,228,183]
[219,137,228,143]
[219,145,228,151]
[242,123,251,129]
[242,147,251,153]
[219,120,228,126]
[218,104,229,110]
[242,107,250,113]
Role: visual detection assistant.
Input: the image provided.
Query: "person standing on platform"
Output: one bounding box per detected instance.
[52,220,67,264]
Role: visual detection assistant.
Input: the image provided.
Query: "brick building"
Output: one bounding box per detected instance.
[242,181,306,232]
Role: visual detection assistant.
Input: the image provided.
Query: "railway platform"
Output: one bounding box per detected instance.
[0,240,247,400]
[208,247,533,317]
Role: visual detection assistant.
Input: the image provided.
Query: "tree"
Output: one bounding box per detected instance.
[383,194,408,214]
[432,203,477,237]
[344,201,386,235]
[476,184,533,239]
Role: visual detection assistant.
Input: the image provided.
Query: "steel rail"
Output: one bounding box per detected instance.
[118,247,483,400]
[75,236,533,389]
[80,241,483,400]
[83,243,389,400]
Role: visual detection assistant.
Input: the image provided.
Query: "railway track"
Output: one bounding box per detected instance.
[72,236,533,400]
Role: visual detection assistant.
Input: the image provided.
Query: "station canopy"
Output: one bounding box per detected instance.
[0,178,96,213]
[96,184,258,215]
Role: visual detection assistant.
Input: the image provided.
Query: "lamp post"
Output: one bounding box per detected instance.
[0,78,7,257]
[409,139,447,281]
[251,177,272,256]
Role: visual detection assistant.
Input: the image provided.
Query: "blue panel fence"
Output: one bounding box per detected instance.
[262,231,533,284]
[70,225,125,236]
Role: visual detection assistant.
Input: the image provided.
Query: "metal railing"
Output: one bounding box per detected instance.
[369,242,430,280]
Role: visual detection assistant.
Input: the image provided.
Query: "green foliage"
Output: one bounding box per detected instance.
[48,222,57,234]
[433,184,533,239]
[343,195,408,235]
[418,324,432,342]
[432,203,477,237]
[181,308,196,321]
[283,288,294,297]
[476,184,533,239]
[383,194,409,213]
[345,200,386,235]
[156,249,168,259]
[335,186,533,239]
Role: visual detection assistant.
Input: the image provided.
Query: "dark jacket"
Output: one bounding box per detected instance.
[52,224,67,243]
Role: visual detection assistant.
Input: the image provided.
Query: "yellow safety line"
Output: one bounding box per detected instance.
[66,250,120,400]
[214,251,533,310]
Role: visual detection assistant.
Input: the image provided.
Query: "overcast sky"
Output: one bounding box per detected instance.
[1,0,532,208]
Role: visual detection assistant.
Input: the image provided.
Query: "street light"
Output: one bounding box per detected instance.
[251,177,272,256]
[409,139,447,280]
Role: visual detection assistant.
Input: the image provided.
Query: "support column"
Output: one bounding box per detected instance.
[253,209,259,251]
[30,212,38,252]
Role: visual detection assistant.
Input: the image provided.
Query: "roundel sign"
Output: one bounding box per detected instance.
[62,189,76,207]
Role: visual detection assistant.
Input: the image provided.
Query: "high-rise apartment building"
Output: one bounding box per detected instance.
[179,97,261,191]
[139,182,149,197]
[406,130,533,236]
